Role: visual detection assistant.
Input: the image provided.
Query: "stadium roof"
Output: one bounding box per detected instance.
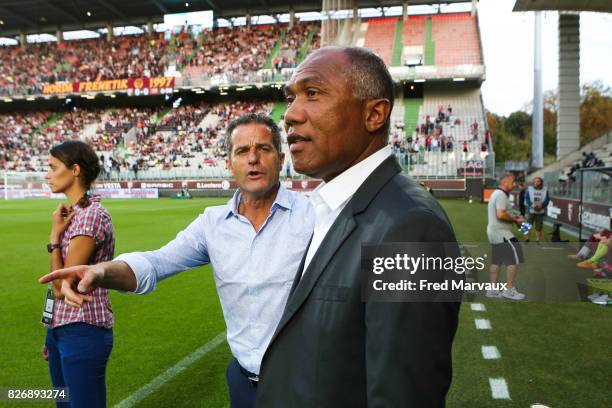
[0,0,472,37]
[513,0,612,13]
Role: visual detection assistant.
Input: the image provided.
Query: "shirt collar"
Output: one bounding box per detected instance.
[497,188,510,197]
[312,145,393,212]
[225,183,292,218]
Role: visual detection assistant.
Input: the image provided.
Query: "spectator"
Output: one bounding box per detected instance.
[576,232,611,271]
[524,177,549,243]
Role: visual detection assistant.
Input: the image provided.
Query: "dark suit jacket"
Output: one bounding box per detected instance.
[256,156,460,408]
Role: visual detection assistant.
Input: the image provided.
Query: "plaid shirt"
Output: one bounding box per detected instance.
[51,194,115,329]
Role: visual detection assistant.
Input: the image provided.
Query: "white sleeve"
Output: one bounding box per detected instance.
[114,213,210,294]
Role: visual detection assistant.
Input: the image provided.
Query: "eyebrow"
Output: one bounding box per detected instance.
[284,75,326,95]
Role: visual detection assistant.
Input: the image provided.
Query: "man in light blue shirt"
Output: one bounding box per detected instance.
[41,113,314,408]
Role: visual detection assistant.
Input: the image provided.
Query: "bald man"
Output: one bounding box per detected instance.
[486,173,526,300]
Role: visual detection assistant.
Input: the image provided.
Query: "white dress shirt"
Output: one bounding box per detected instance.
[302,146,393,274]
[116,185,314,374]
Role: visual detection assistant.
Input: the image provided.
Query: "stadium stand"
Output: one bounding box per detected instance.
[0,12,482,96]
[402,84,488,176]
[402,15,427,57]
[0,111,52,171]
[363,17,397,66]
[399,13,482,68]
[180,25,279,84]
[0,100,274,178]
[0,34,169,96]
[1,13,488,181]
[431,13,482,66]
[274,22,321,69]
[556,145,612,183]
[179,22,321,86]
[0,23,322,96]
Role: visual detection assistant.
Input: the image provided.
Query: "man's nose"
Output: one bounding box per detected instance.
[284,99,305,130]
[247,148,259,164]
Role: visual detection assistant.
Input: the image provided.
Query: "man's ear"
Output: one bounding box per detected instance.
[364,98,391,134]
[226,158,234,177]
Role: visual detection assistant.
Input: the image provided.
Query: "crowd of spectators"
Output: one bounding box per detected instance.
[273,23,320,70]
[412,104,491,156]
[388,118,457,167]
[1,101,274,174]
[0,112,52,171]
[387,103,493,175]
[1,108,113,171]
[0,22,323,96]
[126,103,210,171]
[95,107,158,151]
[0,35,169,96]
[569,229,611,304]
[414,109,455,154]
[564,151,607,182]
[182,25,279,83]
[118,101,272,172]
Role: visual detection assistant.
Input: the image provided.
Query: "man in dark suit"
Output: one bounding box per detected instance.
[256,46,461,407]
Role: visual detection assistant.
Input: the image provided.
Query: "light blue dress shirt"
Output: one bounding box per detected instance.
[116,185,314,374]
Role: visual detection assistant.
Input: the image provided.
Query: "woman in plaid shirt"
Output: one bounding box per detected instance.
[41,141,115,408]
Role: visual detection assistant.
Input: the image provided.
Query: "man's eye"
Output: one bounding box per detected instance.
[306,89,318,97]
[286,96,295,104]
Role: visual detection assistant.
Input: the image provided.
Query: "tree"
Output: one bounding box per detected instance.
[505,111,531,139]
[580,81,612,145]
[542,90,558,155]
[487,81,611,166]
[486,112,531,162]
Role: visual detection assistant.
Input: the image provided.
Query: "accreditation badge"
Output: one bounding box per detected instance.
[41,285,55,327]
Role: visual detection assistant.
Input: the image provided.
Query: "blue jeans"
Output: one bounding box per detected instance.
[45,323,113,408]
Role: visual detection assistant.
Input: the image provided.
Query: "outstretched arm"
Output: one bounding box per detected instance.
[39,260,137,307]
[39,212,210,304]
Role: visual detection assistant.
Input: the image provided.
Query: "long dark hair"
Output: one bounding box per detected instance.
[50,141,100,207]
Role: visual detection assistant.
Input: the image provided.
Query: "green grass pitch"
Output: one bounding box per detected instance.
[0,198,609,407]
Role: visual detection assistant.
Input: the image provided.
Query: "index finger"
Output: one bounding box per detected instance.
[38,265,87,284]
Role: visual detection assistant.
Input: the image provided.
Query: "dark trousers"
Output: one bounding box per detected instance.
[45,323,113,408]
[226,357,257,408]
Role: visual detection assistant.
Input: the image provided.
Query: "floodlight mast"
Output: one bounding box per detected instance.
[532,11,544,170]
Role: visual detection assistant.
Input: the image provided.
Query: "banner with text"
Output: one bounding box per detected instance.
[42,77,175,96]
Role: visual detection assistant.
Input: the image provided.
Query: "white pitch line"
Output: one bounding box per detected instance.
[489,377,511,399]
[541,246,564,250]
[481,345,501,359]
[114,331,226,408]
[475,318,491,330]
[470,303,486,312]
